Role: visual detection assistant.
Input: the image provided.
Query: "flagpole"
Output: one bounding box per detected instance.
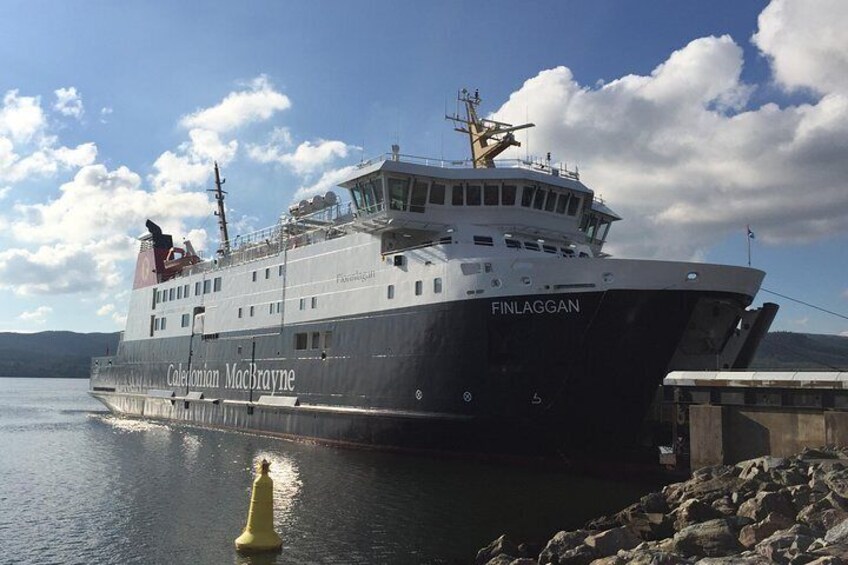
[747,225,752,266]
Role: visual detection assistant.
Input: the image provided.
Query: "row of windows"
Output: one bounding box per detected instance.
[252,265,285,282]
[294,331,333,351]
[299,297,318,310]
[153,316,167,332]
[387,277,442,299]
[359,176,583,217]
[238,301,283,319]
[154,276,222,308]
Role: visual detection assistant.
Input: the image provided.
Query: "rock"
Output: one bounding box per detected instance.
[486,555,516,565]
[587,557,625,565]
[663,518,744,558]
[755,524,816,563]
[798,496,848,534]
[805,557,845,565]
[695,554,771,564]
[641,491,669,514]
[800,448,839,461]
[477,534,518,565]
[825,469,848,500]
[738,457,789,480]
[739,512,796,548]
[508,559,537,565]
[538,531,596,565]
[673,498,723,531]
[518,542,542,558]
[615,548,689,564]
[826,519,848,545]
[711,496,737,517]
[550,544,597,565]
[584,527,640,557]
[810,543,848,560]
[622,512,674,541]
[786,484,819,509]
[737,491,796,522]
[694,465,736,482]
[773,467,809,487]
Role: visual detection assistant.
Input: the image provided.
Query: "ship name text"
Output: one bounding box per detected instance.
[166,363,295,393]
[491,298,580,316]
[336,270,375,284]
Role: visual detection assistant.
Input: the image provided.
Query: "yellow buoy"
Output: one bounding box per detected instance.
[235,458,283,553]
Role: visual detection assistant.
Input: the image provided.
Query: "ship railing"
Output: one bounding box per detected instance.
[357,152,580,179]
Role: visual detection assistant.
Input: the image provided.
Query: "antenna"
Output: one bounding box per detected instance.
[209,162,230,256]
[446,88,534,168]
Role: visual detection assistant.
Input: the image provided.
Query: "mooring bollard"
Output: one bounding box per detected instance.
[235,458,283,553]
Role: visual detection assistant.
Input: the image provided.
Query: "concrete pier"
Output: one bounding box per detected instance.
[664,371,848,469]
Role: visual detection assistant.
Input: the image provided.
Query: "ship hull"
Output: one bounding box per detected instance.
[90,288,750,454]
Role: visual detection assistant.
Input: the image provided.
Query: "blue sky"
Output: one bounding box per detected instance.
[0,0,846,335]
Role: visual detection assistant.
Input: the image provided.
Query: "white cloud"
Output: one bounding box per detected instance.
[18,305,52,324]
[491,29,848,259]
[0,90,97,183]
[841,330,848,337]
[0,186,9,200]
[96,303,115,316]
[0,90,46,143]
[54,87,84,119]
[753,0,848,95]
[292,165,358,202]
[12,164,212,245]
[100,107,113,123]
[0,164,213,295]
[151,76,288,191]
[249,138,353,175]
[179,75,291,133]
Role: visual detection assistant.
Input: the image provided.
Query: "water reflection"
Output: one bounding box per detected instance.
[250,451,302,523]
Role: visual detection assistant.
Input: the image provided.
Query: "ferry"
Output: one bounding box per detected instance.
[90,90,776,454]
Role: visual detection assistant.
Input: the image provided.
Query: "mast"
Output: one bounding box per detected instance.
[446,88,534,168]
[210,162,231,255]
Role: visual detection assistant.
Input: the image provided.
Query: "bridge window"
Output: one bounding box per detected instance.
[567,195,581,216]
[387,284,395,299]
[484,185,499,205]
[556,193,569,214]
[434,278,443,293]
[203,280,211,294]
[181,314,190,328]
[213,277,222,292]
[429,183,445,205]
[311,332,320,349]
[451,185,464,205]
[410,181,428,213]
[466,185,481,206]
[502,185,516,206]
[388,177,410,211]
[473,235,494,246]
[544,191,557,212]
[195,282,201,296]
[524,242,540,251]
[533,188,547,210]
[238,307,243,318]
[415,280,422,295]
[177,286,182,300]
[543,244,557,254]
[521,185,535,207]
[505,239,521,249]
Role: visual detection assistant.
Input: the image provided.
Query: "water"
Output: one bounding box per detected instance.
[0,378,656,564]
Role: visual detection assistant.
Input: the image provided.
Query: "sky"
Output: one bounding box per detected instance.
[0,0,846,336]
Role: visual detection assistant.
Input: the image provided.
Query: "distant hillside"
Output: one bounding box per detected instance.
[0,330,845,379]
[750,331,848,371]
[0,331,120,378]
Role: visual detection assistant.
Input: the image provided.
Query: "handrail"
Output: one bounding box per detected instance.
[357,152,580,180]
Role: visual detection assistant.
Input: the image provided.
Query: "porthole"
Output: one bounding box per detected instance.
[463,391,473,402]
[602,272,614,283]
[415,389,423,401]
[686,272,699,282]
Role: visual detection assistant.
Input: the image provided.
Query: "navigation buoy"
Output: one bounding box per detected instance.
[235,459,283,553]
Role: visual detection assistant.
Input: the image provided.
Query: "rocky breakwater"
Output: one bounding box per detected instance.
[477,447,848,564]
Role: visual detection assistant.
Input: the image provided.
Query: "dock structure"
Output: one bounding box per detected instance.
[664,371,848,470]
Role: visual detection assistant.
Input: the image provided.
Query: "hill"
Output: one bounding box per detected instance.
[750,331,848,371]
[0,331,120,378]
[0,330,845,379]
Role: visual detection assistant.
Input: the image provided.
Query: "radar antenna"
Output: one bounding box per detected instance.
[446,88,534,168]
[209,162,230,256]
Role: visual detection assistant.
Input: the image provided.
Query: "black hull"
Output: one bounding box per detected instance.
[90,289,750,454]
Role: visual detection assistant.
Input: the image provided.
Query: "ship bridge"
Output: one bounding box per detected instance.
[338,155,621,256]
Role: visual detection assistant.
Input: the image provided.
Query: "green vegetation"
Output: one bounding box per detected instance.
[0,331,120,378]
[751,331,848,371]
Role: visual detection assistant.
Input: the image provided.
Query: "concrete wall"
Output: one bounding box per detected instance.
[688,405,845,468]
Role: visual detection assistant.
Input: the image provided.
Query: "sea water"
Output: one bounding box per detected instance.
[0,378,653,564]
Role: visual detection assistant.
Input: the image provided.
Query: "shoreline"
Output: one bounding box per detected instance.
[478,447,848,564]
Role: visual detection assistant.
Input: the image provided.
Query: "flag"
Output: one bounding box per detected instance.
[747,225,755,240]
